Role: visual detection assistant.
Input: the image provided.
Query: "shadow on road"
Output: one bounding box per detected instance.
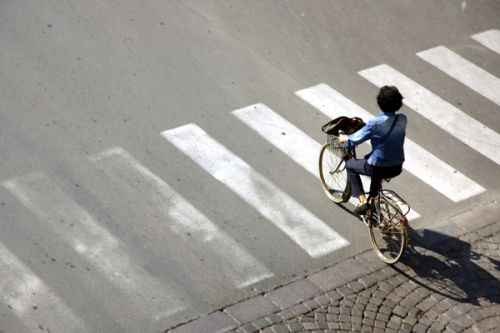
[391,227,500,305]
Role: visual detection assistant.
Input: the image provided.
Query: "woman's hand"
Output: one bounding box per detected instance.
[338,134,348,143]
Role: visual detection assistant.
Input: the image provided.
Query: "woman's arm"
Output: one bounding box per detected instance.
[339,122,374,148]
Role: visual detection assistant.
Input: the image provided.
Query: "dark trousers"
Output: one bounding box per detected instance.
[346,159,403,197]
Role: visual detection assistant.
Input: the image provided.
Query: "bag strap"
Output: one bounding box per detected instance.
[379,115,399,143]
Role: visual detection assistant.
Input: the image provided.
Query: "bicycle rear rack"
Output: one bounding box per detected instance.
[381,189,411,216]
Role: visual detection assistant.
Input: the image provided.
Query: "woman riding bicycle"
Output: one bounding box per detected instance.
[339,86,407,216]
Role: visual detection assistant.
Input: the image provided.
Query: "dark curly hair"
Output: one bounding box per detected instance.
[377,86,403,113]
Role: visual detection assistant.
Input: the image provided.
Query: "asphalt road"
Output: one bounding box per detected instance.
[1,1,499,332]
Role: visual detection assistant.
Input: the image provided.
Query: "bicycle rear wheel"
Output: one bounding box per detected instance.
[368,195,408,264]
[318,142,350,203]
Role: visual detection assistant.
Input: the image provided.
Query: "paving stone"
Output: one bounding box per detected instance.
[325,290,342,302]
[386,317,400,330]
[358,276,378,288]
[341,297,355,308]
[314,312,326,322]
[365,303,378,312]
[375,313,389,322]
[303,299,320,311]
[413,323,429,333]
[429,322,446,332]
[224,218,500,333]
[374,320,386,329]
[362,317,374,326]
[364,311,376,319]
[327,306,340,315]
[339,322,351,330]
[337,286,354,297]
[357,295,370,305]
[287,322,303,333]
[239,323,259,333]
[260,327,274,333]
[314,295,331,306]
[266,313,282,325]
[170,311,236,333]
[379,305,392,315]
[271,325,289,333]
[352,307,363,316]
[355,251,386,273]
[266,279,322,309]
[328,322,340,330]
[316,321,329,329]
[339,306,350,315]
[289,303,309,316]
[225,296,279,324]
[338,314,350,323]
[277,309,295,321]
[302,322,316,330]
[400,323,413,333]
[348,281,365,292]
[352,321,363,331]
[308,265,349,291]
[253,317,272,329]
[392,305,409,317]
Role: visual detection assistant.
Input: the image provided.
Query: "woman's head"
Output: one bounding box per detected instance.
[377,86,403,113]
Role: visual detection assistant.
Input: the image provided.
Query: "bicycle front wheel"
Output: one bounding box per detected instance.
[368,195,408,264]
[318,143,350,203]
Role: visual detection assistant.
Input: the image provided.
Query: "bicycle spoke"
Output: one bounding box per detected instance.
[319,143,350,203]
[369,195,407,264]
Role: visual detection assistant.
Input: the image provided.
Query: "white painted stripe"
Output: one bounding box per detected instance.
[472,29,500,55]
[162,124,349,258]
[295,85,420,220]
[2,173,186,322]
[296,83,485,203]
[0,242,88,332]
[232,103,365,209]
[232,104,320,177]
[91,147,273,288]
[417,46,500,106]
[359,64,500,166]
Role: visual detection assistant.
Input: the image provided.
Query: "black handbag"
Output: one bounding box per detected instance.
[321,116,365,136]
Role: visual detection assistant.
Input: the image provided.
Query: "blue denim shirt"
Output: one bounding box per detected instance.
[344,112,407,167]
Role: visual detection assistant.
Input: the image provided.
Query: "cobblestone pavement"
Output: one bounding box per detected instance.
[169,203,500,333]
[231,223,500,333]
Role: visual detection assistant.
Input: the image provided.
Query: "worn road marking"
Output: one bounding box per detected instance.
[359,64,500,166]
[162,124,350,258]
[417,46,500,106]
[0,242,88,332]
[296,83,485,205]
[472,29,500,55]
[2,173,186,324]
[91,147,273,288]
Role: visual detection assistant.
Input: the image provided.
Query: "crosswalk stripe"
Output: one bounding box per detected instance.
[232,104,320,177]
[91,147,273,288]
[295,83,485,204]
[417,46,500,106]
[232,103,390,216]
[294,86,420,221]
[0,242,88,332]
[359,64,500,166]
[472,29,500,55]
[2,172,186,323]
[162,124,350,258]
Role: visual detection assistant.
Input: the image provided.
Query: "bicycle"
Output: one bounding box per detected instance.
[319,133,410,264]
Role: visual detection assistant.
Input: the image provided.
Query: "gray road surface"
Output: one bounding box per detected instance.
[1,1,499,332]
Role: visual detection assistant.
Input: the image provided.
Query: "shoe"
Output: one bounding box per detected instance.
[354,203,370,216]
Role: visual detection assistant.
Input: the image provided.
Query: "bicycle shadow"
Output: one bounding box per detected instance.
[391,226,500,305]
